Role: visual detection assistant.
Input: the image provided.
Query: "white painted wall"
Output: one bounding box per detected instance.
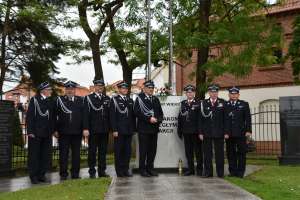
[215,85,300,141]
[215,85,300,109]
[151,66,169,89]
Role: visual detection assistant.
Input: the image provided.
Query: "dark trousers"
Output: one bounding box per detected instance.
[58,134,82,178]
[88,133,108,176]
[226,136,247,177]
[203,137,224,177]
[28,136,52,180]
[138,133,158,172]
[183,134,203,173]
[114,134,132,176]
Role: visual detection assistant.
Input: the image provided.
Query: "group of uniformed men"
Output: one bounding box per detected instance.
[26,78,251,184]
[178,84,252,178]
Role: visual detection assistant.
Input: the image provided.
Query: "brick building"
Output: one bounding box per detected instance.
[175,1,300,119]
[168,1,300,155]
[3,81,91,116]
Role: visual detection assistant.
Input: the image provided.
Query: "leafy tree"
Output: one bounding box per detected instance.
[173,0,282,98]
[52,0,125,82]
[287,15,300,84]
[0,0,69,95]
[105,0,169,90]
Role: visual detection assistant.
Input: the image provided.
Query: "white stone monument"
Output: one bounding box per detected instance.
[135,96,187,170]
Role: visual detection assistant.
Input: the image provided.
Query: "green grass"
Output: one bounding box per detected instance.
[0,178,111,200]
[226,159,300,200]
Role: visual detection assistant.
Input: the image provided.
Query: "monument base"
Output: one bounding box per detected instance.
[132,167,188,174]
[279,155,300,165]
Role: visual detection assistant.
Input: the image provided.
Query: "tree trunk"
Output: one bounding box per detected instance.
[0,0,12,98]
[90,36,104,81]
[195,0,211,99]
[107,15,134,94]
[0,65,5,99]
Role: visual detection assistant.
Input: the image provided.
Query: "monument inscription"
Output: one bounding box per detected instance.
[135,96,187,170]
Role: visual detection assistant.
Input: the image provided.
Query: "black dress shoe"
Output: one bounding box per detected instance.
[183,171,195,176]
[140,171,151,177]
[117,172,125,177]
[71,176,81,179]
[30,177,39,184]
[60,176,68,181]
[98,172,110,178]
[38,176,47,182]
[89,174,96,179]
[202,174,213,178]
[237,174,244,178]
[147,170,158,177]
[196,170,203,176]
[123,171,133,177]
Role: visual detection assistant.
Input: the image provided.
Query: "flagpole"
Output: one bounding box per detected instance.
[167,0,176,95]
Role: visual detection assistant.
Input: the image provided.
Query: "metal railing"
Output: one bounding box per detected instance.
[248,104,281,159]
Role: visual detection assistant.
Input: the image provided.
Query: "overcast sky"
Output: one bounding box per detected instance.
[54,15,141,88]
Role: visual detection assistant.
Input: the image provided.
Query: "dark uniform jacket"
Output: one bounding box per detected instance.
[109,95,135,135]
[55,95,84,135]
[134,93,164,134]
[177,99,200,136]
[198,98,227,138]
[225,100,252,137]
[26,95,55,138]
[83,93,110,134]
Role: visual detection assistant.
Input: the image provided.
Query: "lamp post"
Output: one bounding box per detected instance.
[146,0,152,81]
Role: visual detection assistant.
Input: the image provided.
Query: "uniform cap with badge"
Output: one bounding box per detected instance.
[37,82,51,91]
[184,84,196,92]
[64,80,78,88]
[228,86,240,94]
[117,81,129,89]
[93,79,105,86]
[207,84,219,92]
[143,80,155,88]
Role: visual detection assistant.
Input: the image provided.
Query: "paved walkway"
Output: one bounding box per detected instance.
[0,167,116,193]
[106,175,261,200]
[105,165,261,200]
[0,165,261,200]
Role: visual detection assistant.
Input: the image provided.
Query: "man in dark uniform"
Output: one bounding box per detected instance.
[109,81,135,177]
[198,84,227,178]
[83,79,110,178]
[225,86,252,178]
[134,80,164,177]
[54,81,84,180]
[177,84,203,176]
[26,82,55,184]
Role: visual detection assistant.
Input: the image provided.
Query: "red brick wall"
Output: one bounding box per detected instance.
[176,9,300,93]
